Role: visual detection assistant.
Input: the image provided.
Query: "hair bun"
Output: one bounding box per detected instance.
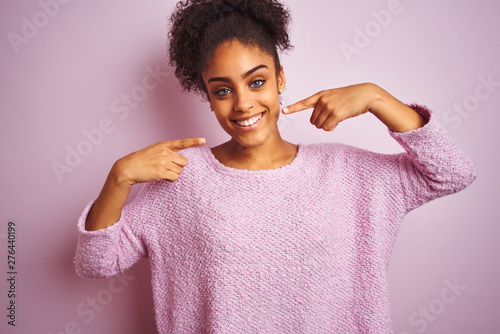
[216,0,243,18]
[169,0,293,96]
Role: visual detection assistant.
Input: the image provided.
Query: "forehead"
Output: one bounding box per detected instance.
[203,40,276,77]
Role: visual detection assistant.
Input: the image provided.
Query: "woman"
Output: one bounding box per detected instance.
[75,0,477,332]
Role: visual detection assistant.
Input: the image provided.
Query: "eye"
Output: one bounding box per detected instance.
[215,88,231,96]
[250,79,265,88]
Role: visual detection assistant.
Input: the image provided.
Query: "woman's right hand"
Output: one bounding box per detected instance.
[85,137,206,231]
[112,137,207,186]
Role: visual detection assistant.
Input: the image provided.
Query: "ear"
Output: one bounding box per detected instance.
[277,65,286,91]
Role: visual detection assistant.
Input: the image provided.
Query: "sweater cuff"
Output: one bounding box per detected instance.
[77,199,123,237]
[388,104,441,145]
[75,200,126,278]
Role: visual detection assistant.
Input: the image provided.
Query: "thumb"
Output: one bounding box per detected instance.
[282,92,321,114]
[166,137,206,152]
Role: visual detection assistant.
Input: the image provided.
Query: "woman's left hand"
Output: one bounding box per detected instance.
[282,83,382,131]
[282,82,428,133]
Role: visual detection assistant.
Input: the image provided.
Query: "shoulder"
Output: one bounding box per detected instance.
[299,142,377,160]
[177,145,206,160]
[175,146,210,172]
[173,145,213,182]
[137,146,209,196]
[299,142,400,170]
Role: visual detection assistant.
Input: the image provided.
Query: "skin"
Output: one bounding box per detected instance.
[203,40,295,170]
[84,39,427,231]
[85,138,206,231]
[283,85,427,133]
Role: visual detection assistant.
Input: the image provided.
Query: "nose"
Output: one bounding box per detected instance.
[233,89,254,113]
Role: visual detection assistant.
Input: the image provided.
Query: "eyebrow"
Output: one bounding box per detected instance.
[207,64,269,84]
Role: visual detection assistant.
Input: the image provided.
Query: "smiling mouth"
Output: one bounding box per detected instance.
[232,112,264,127]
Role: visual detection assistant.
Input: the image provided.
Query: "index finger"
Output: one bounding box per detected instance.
[282,92,322,114]
[166,137,206,152]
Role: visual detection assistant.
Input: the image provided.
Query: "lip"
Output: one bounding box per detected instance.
[231,112,264,122]
[231,111,265,132]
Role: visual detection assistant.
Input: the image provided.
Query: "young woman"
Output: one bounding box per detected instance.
[75,0,477,332]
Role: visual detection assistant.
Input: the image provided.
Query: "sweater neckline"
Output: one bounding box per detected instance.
[200,143,304,177]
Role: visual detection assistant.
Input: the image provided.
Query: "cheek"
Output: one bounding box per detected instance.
[214,112,231,128]
[212,108,235,133]
[263,92,281,115]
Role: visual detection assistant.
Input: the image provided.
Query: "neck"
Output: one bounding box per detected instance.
[212,136,297,170]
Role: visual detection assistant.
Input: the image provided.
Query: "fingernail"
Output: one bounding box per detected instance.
[282,107,289,114]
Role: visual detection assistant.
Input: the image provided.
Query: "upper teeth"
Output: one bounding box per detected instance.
[236,113,263,127]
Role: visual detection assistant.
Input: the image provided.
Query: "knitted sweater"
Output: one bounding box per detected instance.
[74,105,476,333]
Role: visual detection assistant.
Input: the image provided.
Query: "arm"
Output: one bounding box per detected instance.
[84,169,132,231]
[75,138,206,278]
[365,83,428,133]
[387,104,477,211]
[283,83,477,210]
[85,137,206,231]
[282,82,427,133]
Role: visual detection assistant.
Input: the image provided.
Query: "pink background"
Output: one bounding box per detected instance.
[1,0,499,333]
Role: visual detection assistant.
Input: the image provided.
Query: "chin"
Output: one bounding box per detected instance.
[228,115,280,148]
[233,136,264,148]
[230,131,271,149]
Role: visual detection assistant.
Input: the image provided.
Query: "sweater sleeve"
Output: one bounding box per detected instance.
[74,182,153,279]
[388,104,477,213]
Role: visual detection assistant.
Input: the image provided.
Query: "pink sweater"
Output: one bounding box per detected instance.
[75,105,476,333]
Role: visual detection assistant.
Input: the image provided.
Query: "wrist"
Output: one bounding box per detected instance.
[365,84,427,132]
[108,161,135,189]
[365,83,390,118]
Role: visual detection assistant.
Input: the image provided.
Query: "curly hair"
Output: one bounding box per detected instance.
[168,0,293,97]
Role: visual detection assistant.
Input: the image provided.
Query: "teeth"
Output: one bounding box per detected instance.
[235,113,263,127]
